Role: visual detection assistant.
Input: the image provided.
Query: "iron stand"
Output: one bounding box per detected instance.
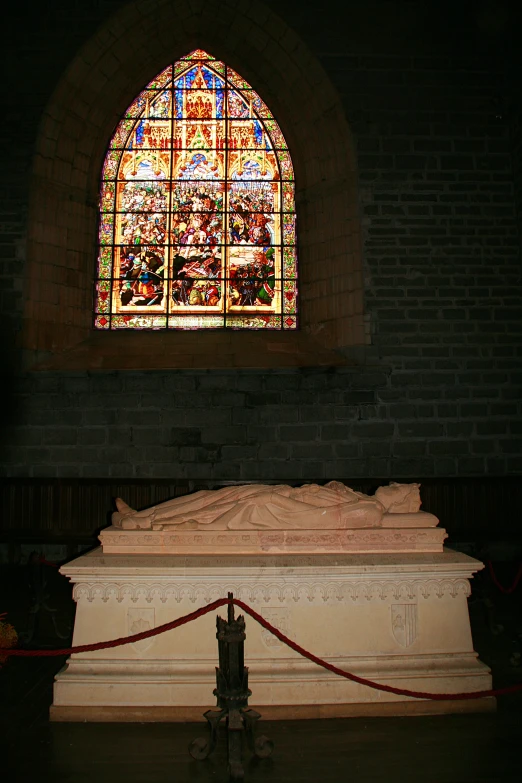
[189,592,274,781]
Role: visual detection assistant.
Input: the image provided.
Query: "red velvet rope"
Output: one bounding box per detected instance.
[37,556,60,568]
[232,598,521,701]
[488,561,522,595]
[1,598,229,657]
[2,597,522,701]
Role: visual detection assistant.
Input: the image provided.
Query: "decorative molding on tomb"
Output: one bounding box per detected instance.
[72,577,471,605]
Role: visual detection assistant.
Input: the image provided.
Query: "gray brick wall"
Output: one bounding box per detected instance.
[2,366,521,478]
[1,1,521,480]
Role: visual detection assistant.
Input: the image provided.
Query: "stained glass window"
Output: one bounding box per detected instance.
[94,49,298,331]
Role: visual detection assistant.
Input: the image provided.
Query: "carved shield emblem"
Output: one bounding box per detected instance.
[260,608,289,650]
[127,607,155,653]
[391,604,417,647]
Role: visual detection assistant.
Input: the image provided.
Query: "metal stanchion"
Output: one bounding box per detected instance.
[189,592,274,781]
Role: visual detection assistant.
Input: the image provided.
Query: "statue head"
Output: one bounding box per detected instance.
[374,482,422,514]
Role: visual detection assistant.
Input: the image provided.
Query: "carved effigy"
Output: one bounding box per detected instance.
[112,481,432,530]
[100,481,446,555]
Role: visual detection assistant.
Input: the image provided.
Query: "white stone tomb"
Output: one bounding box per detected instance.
[51,482,493,720]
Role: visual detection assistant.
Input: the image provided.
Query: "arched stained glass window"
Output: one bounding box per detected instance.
[94,49,297,331]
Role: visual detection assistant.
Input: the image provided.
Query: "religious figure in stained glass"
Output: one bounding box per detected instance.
[94,49,297,331]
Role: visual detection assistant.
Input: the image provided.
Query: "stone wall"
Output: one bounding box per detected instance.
[1,0,521,483]
[3,364,520,479]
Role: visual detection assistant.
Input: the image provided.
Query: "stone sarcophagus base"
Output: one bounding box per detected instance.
[99,517,447,555]
[51,548,493,721]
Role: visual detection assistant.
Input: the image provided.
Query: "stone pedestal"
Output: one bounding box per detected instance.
[99,517,446,555]
[51,547,493,721]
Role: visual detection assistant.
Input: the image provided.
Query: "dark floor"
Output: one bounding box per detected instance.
[1,702,521,783]
[1,556,521,782]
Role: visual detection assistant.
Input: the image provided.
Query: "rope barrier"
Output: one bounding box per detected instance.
[1,598,229,657]
[232,598,521,701]
[487,561,522,595]
[2,597,522,701]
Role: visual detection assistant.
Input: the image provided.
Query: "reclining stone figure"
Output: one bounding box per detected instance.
[112,481,437,532]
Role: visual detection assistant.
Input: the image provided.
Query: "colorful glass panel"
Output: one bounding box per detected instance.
[95,50,297,331]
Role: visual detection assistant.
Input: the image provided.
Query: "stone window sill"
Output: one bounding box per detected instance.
[28,330,348,371]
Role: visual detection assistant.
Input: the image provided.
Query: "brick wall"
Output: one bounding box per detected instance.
[3,360,520,479]
[343,53,522,476]
[508,43,522,250]
[1,0,521,482]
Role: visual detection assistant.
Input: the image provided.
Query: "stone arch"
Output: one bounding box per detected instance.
[23,0,365,369]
